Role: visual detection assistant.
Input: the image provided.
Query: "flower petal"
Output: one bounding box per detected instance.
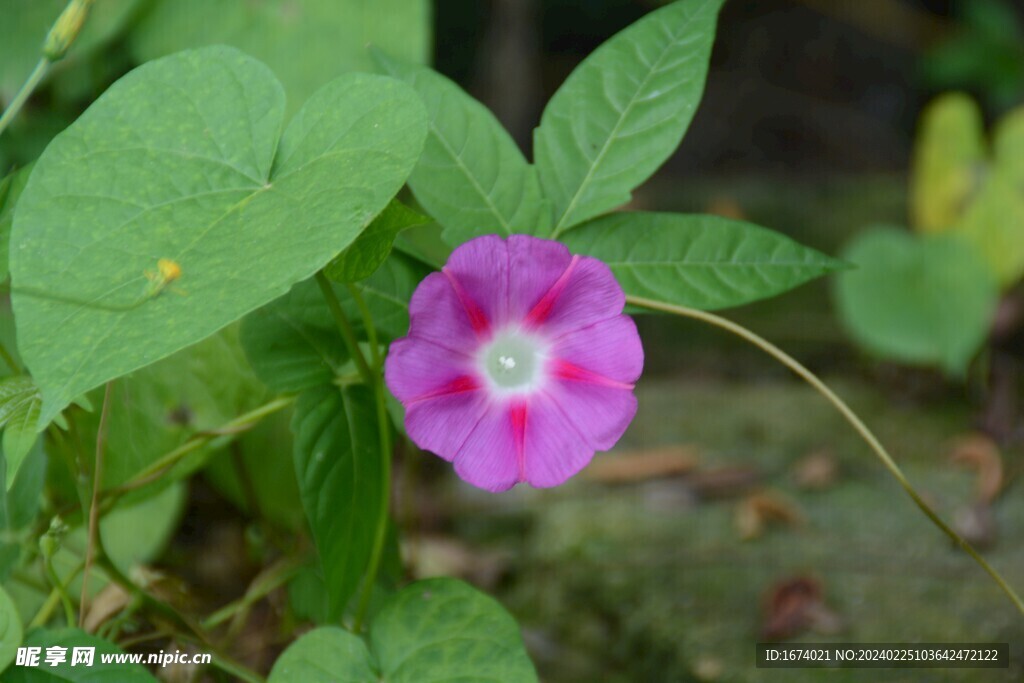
[444,235,509,329]
[384,337,477,404]
[526,256,625,337]
[507,235,573,321]
[404,389,489,463]
[549,315,643,384]
[453,401,522,492]
[406,271,481,351]
[545,379,638,452]
[521,392,597,488]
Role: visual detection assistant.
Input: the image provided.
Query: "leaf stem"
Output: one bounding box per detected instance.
[80,381,113,628]
[43,553,77,627]
[344,283,381,369]
[101,396,295,502]
[201,555,304,632]
[0,59,49,139]
[353,379,392,633]
[318,273,392,632]
[626,294,1024,616]
[315,272,373,384]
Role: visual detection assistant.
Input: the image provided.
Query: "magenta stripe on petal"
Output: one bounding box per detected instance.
[550,359,634,390]
[404,389,489,463]
[443,235,508,329]
[384,336,475,404]
[550,315,644,385]
[526,256,624,337]
[443,269,491,337]
[508,236,574,321]
[406,272,480,352]
[521,392,597,488]
[524,255,580,327]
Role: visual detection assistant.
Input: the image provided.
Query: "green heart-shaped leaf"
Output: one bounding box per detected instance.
[836,227,998,375]
[11,46,427,425]
[268,579,538,683]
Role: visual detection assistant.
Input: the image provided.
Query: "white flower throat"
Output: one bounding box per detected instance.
[480,330,546,391]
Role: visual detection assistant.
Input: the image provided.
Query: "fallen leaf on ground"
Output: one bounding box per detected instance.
[792,450,840,490]
[949,434,1003,503]
[585,445,700,483]
[735,490,805,540]
[761,576,843,640]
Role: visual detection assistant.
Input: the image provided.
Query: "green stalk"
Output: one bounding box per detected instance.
[79,381,113,628]
[626,294,1024,616]
[344,283,382,369]
[0,60,49,138]
[315,272,392,632]
[315,273,373,384]
[103,396,295,500]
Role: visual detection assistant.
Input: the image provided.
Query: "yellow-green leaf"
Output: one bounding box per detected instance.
[910,93,986,233]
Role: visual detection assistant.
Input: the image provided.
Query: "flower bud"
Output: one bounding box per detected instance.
[43,0,93,62]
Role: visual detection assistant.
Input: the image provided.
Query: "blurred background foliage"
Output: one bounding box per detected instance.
[2,0,1024,681]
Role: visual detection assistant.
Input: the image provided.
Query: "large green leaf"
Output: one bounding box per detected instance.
[0,0,145,102]
[910,93,986,233]
[374,51,550,244]
[535,0,723,235]
[561,212,845,310]
[372,579,538,682]
[11,46,427,425]
[242,253,429,393]
[269,579,538,683]
[0,584,20,673]
[836,227,998,375]
[2,628,155,681]
[292,385,383,621]
[130,0,431,117]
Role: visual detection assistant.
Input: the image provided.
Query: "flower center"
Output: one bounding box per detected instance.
[480,330,546,392]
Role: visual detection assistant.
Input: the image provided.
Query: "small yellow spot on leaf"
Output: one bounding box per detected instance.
[157,258,182,283]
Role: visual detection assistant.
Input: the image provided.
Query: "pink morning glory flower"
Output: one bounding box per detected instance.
[385,234,643,492]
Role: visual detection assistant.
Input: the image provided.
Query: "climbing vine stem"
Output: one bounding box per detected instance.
[626,294,1024,616]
